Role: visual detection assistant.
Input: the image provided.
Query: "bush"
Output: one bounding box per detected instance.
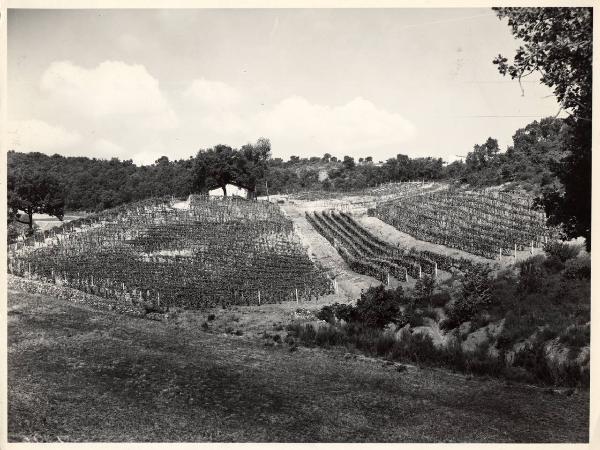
[421,307,438,321]
[402,333,439,364]
[542,255,565,274]
[314,326,349,347]
[396,304,425,328]
[439,316,461,331]
[513,341,554,385]
[429,291,451,308]
[354,285,405,329]
[563,256,591,280]
[558,324,590,348]
[464,341,504,376]
[315,302,356,324]
[517,255,547,294]
[446,264,492,325]
[544,241,581,262]
[315,305,335,324]
[413,274,436,305]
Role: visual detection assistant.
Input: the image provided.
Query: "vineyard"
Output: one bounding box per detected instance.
[305,210,476,283]
[372,188,554,259]
[7,196,332,309]
[289,182,444,215]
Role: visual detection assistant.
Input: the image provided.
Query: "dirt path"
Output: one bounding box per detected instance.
[281,203,383,300]
[7,290,589,443]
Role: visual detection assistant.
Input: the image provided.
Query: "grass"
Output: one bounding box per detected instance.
[8,289,589,443]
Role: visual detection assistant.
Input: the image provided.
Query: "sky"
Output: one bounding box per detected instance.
[7,8,564,165]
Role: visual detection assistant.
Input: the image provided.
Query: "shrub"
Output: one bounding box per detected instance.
[544,241,581,262]
[517,255,547,294]
[403,333,439,364]
[315,305,335,324]
[316,302,356,324]
[314,326,349,347]
[563,256,591,280]
[446,264,492,325]
[542,255,565,274]
[558,324,590,348]
[331,303,356,323]
[396,304,425,328]
[513,340,555,385]
[354,285,404,329]
[373,332,396,357]
[439,316,461,331]
[421,307,438,321]
[429,291,451,308]
[414,274,436,305]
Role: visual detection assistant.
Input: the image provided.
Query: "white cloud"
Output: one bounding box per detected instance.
[93,139,125,157]
[7,119,81,152]
[252,96,416,156]
[131,142,170,166]
[178,94,416,159]
[184,78,242,108]
[40,60,178,129]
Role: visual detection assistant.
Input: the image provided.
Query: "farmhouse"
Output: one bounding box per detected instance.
[208,184,249,198]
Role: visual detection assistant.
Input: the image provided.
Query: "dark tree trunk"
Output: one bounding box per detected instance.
[221,185,227,196]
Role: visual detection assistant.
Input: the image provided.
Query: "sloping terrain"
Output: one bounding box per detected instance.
[373,188,553,259]
[7,290,589,443]
[281,202,381,299]
[8,196,332,309]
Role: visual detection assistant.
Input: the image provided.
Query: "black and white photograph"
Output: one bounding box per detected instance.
[3,2,595,444]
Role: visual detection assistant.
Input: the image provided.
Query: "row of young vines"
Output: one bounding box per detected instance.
[305,210,478,283]
[372,189,554,259]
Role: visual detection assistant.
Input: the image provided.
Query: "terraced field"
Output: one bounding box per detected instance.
[373,188,554,259]
[305,210,477,283]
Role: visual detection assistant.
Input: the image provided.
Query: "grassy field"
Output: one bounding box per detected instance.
[7,289,589,443]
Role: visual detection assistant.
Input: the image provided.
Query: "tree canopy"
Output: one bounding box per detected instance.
[493,7,592,249]
[8,166,65,230]
[192,138,271,197]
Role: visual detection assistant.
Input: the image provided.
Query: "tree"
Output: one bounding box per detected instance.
[322,153,332,163]
[354,285,405,328]
[342,155,355,170]
[493,7,592,249]
[465,137,500,172]
[8,169,65,230]
[236,138,271,198]
[504,117,569,187]
[449,265,493,325]
[193,145,238,196]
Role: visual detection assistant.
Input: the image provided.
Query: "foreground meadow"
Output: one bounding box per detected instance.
[8,289,589,443]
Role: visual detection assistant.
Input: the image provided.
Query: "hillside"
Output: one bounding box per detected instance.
[279,185,590,387]
[8,195,332,310]
[7,288,589,442]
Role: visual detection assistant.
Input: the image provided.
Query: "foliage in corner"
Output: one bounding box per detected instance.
[493,7,592,250]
